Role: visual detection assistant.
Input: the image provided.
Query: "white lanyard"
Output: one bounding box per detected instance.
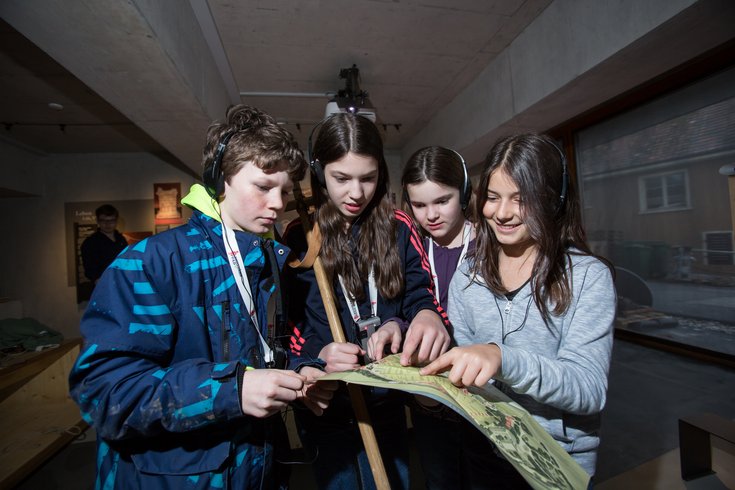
[338,269,378,322]
[222,223,273,364]
[428,220,472,303]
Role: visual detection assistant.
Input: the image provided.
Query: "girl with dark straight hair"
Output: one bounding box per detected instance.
[401,146,476,489]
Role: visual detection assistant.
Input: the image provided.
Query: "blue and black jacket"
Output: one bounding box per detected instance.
[69,184,291,489]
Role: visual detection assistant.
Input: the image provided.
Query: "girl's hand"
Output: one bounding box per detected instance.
[318,342,364,373]
[419,344,502,388]
[400,309,450,366]
[367,321,402,361]
[297,366,339,416]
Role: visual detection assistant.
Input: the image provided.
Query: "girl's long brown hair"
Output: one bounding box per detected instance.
[312,113,402,301]
[471,133,601,320]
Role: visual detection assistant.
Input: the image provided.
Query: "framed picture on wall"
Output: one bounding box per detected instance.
[154,182,183,225]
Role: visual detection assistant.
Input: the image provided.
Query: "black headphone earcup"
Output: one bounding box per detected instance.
[460,178,471,210]
[203,132,235,199]
[310,159,326,188]
[456,150,470,211]
[203,161,224,198]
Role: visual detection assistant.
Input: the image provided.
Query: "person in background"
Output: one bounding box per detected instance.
[80,204,128,284]
[284,113,451,490]
[401,146,476,489]
[69,104,336,490]
[421,133,616,487]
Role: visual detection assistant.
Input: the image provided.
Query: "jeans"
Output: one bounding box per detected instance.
[410,399,462,490]
[294,388,409,490]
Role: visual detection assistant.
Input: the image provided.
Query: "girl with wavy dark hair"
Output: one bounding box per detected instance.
[284,113,451,490]
[421,133,615,486]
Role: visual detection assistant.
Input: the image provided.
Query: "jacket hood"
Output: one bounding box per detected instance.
[181,183,275,240]
[181,184,220,220]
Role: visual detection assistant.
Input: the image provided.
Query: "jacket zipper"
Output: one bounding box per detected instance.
[504,299,513,314]
[222,300,231,361]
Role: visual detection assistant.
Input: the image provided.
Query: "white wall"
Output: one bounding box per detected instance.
[0,140,197,339]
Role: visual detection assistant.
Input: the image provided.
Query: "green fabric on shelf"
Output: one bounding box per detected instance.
[0,317,64,351]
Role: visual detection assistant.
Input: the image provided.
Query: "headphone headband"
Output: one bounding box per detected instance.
[446,148,471,210]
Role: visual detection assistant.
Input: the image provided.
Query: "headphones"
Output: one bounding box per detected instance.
[307,120,327,188]
[203,130,237,199]
[551,140,569,208]
[451,148,472,211]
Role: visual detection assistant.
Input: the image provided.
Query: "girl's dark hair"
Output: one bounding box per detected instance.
[471,133,595,319]
[202,104,306,186]
[312,113,402,300]
[401,146,475,222]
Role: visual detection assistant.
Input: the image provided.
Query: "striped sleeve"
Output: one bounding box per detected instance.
[394,210,451,328]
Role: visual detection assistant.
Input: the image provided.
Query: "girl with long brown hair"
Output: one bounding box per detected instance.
[421,133,615,486]
[284,113,450,489]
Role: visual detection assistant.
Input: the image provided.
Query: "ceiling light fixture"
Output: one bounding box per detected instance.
[324,64,376,122]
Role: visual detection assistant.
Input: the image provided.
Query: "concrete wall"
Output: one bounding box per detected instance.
[404,0,735,168]
[0,140,197,339]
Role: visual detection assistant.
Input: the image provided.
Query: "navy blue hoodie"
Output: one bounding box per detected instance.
[284,209,449,369]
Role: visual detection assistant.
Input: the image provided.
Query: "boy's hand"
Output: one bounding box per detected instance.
[240,369,306,418]
[419,344,502,388]
[400,309,450,366]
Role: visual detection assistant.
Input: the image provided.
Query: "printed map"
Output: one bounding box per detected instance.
[321,354,590,490]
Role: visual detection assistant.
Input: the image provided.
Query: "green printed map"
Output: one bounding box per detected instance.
[321,354,590,490]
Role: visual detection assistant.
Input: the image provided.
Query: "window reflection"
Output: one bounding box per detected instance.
[575,65,735,357]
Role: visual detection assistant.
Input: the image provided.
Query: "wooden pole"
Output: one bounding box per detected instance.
[292,184,391,489]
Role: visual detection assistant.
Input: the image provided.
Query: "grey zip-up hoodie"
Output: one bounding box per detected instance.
[448,251,616,476]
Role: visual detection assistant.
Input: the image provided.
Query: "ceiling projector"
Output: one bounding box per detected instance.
[324,64,376,122]
[324,100,376,122]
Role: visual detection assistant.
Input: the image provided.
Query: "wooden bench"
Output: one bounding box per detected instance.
[679,412,735,482]
[0,339,87,489]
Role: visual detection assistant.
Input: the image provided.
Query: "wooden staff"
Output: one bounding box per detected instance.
[291,183,391,489]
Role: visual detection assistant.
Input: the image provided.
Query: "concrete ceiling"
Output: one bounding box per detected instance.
[1,0,734,183]
[0,0,550,177]
[0,18,166,154]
